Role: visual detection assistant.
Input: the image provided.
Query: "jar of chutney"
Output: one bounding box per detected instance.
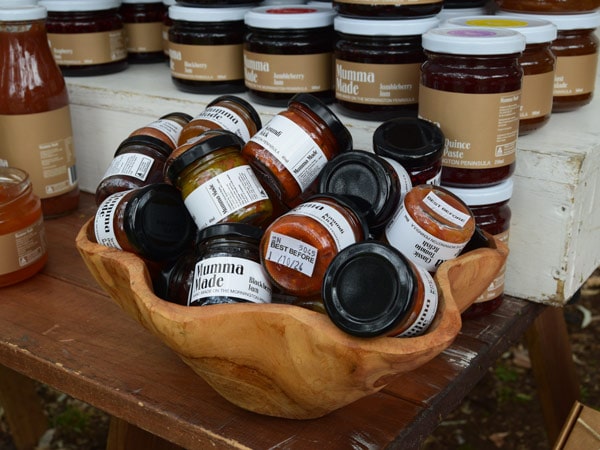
[120,0,167,63]
[419,27,525,188]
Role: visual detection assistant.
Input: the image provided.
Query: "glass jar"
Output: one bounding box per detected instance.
[0,167,48,287]
[242,93,353,208]
[322,241,438,337]
[495,0,600,14]
[178,95,262,146]
[260,194,369,297]
[0,5,80,218]
[332,0,441,19]
[162,0,175,57]
[243,5,336,106]
[92,183,196,261]
[120,0,167,63]
[419,27,525,188]
[168,5,251,94]
[385,184,476,272]
[444,177,512,318]
[373,116,445,186]
[165,129,274,231]
[38,0,128,76]
[333,16,439,121]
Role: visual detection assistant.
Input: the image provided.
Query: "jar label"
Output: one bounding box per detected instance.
[188,256,272,305]
[521,71,554,120]
[47,31,127,65]
[193,106,251,142]
[249,115,328,191]
[423,191,471,227]
[143,118,184,147]
[184,165,269,230]
[553,53,599,97]
[265,231,318,277]
[474,228,509,303]
[0,216,47,276]
[244,51,333,93]
[0,106,78,200]
[169,42,244,81]
[94,190,129,250]
[418,86,520,170]
[396,265,438,337]
[380,156,413,199]
[292,201,357,251]
[335,60,421,106]
[335,0,441,4]
[101,153,154,182]
[124,22,163,53]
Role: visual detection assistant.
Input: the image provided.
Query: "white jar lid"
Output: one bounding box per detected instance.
[443,15,557,44]
[169,4,253,22]
[39,0,121,11]
[244,5,335,29]
[0,0,38,5]
[121,0,164,3]
[334,15,439,36]
[436,6,487,22]
[443,178,514,206]
[497,10,600,31]
[422,26,526,55]
[0,4,46,20]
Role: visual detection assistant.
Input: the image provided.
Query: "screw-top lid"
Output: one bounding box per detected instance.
[169,4,253,22]
[115,135,174,158]
[244,5,336,29]
[38,0,121,11]
[422,26,526,55]
[322,241,417,338]
[334,15,439,36]
[198,222,264,243]
[497,10,600,31]
[207,95,262,131]
[0,5,47,20]
[443,177,514,206]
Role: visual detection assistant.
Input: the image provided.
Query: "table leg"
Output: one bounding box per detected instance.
[106,416,185,450]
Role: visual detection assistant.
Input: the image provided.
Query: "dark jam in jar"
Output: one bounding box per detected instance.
[419,27,525,188]
[333,15,439,121]
[120,0,167,63]
[39,0,128,76]
[243,6,336,107]
[333,0,441,20]
[495,0,600,14]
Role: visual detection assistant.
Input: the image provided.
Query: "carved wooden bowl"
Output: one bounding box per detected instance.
[76,219,508,419]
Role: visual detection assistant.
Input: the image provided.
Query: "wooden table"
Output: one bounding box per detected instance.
[0,193,577,450]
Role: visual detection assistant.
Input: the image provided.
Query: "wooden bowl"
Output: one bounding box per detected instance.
[76,219,508,419]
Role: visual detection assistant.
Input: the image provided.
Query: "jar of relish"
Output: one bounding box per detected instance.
[120,0,167,63]
[419,27,525,187]
[332,0,442,20]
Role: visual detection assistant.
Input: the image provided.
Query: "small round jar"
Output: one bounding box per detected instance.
[317,150,412,237]
[443,16,557,135]
[0,167,48,287]
[333,16,439,121]
[168,5,252,94]
[92,183,196,261]
[444,178,512,318]
[419,27,525,188]
[322,241,438,338]
[495,0,600,14]
[165,129,274,231]
[260,194,369,297]
[39,0,128,76]
[332,0,441,19]
[243,6,336,106]
[242,93,353,208]
[385,184,476,272]
[178,95,262,146]
[120,0,167,63]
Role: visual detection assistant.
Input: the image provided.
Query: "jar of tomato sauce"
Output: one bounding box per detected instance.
[0,167,48,287]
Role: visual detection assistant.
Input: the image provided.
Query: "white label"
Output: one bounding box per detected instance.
[188,256,272,305]
[93,190,130,249]
[144,118,184,147]
[265,231,318,277]
[193,106,251,142]
[427,170,442,186]
[248,115,328,191]
[380,156,413,200]
[422,191,471,227]
[292,201,357,251]
[100,153,154,181]
[397,265,438,337]
[184,165,269,230]
[385,201,466,272]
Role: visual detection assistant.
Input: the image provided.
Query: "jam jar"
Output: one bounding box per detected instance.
[167,5,252,94]
[494,0,600,14]
[322,241,438,337]
[243,6,336,106]
[260,194,369,298]
[0,167,48,287]
[419,27,525,188]
[385,184,476,272]
[333,16,439,121]
[444,177,512,318]
[120,0,167,63]
[92,183,196,261]
[178,95,262,146]
[165,129,274,231]
[443,16,557,135]
[242,93,353,208]
[38,0,128,76]
[373,117,445,187]
[332,0,441,19]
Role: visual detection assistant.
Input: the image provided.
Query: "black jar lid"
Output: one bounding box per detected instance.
[289,93,353,154]
[124,183,196,261]
[207,95,263,131]
[165,129,245,183]
[198,222,264,244]
[317,150,401,234]
[373,117,444,170]
[115,134,174,158]
[322,241,416,338]
[305,193,371,243]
